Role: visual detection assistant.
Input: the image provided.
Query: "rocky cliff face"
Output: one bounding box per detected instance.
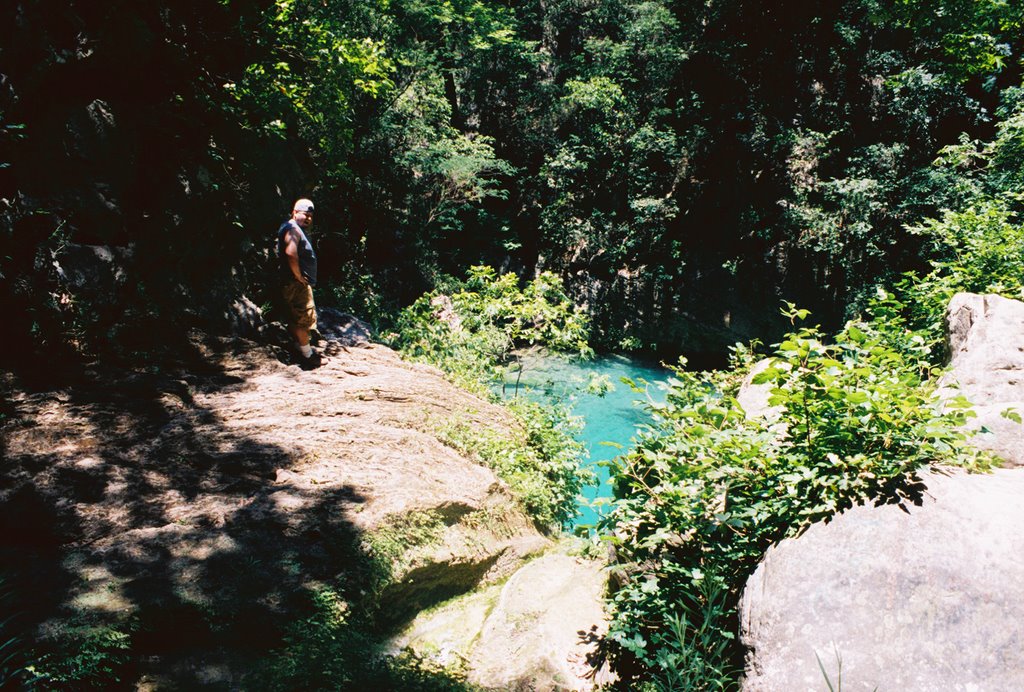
[0,314,559,687]
[393,547,612,691]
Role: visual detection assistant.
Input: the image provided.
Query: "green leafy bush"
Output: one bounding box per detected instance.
[29,621,135,689]
[437,398,590,530]
[389,266,593,529]
[602,306,992,687]
[892,200,1024,354]
[250,588,472,691]
[390,266,591,393]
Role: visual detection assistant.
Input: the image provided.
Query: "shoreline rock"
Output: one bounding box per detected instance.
[1,320,551,686]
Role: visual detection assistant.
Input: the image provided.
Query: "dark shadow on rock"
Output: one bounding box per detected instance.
[0,486,80,631]
[0,334,424,688]
[872,470,928,512]
[263,309,369,366]
[315,308,372,348]
[377,554,502,632]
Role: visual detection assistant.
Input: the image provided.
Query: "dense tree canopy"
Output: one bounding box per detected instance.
[2,0,1022,362]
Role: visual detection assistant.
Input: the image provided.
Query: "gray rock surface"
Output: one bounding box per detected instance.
[468,552,610,691]
[394,549,612,691]
[736,359,774,420]
[740,468,1024,692]
[736,358,787,423]
[1,329,549,686]
[942,293,1024,466]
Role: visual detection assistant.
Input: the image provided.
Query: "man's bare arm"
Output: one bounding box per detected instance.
[283,229,305,283]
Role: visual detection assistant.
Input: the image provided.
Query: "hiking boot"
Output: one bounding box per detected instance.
[298,351,324,370]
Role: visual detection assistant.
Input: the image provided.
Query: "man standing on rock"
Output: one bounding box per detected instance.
[278,197,323,368]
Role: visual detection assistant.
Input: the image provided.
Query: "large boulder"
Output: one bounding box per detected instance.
[1,328,549,686]
[393,548,612,691]
[467,552,609,691]
[740,468,1024,691]
[942,293,1024,466]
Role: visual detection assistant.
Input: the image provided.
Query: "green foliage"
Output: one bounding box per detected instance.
[437,399,591,530]
[602,305,993,686]
[391,266,592,529]
[303,0,1024,346]
[28,621,135,690]
[885,0,1023,80]
[866,93,1024,359]
[586,372,615,395]
[250,588,472,691]
[403,132,514,224]
[327,262,395,329]
[230,0,395,176]
[932,93,1024,198]
[12,0,1024,361]
[646,577,739,692]
[889,200,1024,353]
[535,0,688,284]
[333,0,533,292]
[457,266,591,355]
[391,265,591,394]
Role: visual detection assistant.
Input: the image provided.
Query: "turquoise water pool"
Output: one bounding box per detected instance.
[500,351,671,529]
